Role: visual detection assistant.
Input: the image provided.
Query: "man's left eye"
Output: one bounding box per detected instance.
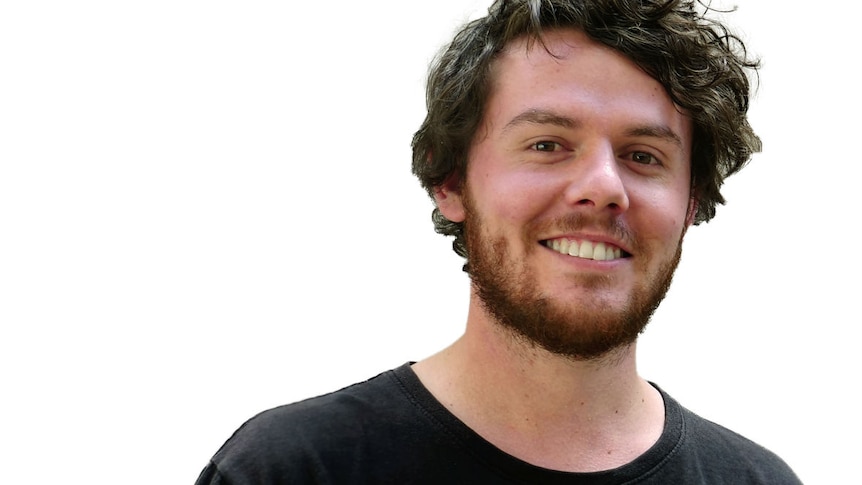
[630,151,659,165]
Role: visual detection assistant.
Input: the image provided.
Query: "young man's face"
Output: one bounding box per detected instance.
[436,29,694,360]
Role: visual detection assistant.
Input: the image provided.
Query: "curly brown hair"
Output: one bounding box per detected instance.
[411,0,761,260]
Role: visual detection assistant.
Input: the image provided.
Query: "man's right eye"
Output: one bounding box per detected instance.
[532,141,560,152]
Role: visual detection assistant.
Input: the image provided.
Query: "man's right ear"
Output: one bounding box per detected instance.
[433,174,466,223]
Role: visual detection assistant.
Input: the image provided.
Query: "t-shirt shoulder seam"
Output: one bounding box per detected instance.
[198,460,233,485]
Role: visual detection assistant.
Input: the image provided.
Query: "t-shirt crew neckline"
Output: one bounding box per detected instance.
[390,362,685,484]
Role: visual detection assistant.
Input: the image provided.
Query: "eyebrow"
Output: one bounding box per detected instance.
[502,109,580,132]
[624,125,683,149]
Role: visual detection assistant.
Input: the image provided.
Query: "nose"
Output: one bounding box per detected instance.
[563,144,629,214]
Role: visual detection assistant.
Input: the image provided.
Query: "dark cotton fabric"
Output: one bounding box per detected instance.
[195,363,801,484]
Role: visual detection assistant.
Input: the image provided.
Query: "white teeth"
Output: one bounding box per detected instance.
[593,242,607,261]
[578,240,594,259]
[545,238,624,261]
[566,240,579,256]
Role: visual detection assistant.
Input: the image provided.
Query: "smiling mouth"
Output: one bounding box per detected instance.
[542,238,630,261]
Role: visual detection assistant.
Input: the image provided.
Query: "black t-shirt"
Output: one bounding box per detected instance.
[196,363,801,484]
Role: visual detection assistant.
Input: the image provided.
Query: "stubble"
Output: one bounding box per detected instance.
[463,190,684,362]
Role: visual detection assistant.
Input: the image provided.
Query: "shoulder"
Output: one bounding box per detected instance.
[224,366,407,454]
[199,365,418,484]
[668,395,802,484]
[234,368,402,441]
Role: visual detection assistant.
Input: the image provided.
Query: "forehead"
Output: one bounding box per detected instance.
[490,29,666,106]
[482,28,691,146]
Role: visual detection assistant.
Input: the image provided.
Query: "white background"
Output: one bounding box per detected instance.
[1,1,859,484]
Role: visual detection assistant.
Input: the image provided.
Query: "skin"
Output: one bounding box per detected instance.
[413,29,695,472]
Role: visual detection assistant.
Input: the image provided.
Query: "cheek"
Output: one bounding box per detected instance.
[473,169,558,225]
[633,187,691,243]
[642,202,688,248]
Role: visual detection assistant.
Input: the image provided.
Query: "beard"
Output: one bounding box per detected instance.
[463,191,684,362]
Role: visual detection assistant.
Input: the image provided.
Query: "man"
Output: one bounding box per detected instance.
[196,1,801,483]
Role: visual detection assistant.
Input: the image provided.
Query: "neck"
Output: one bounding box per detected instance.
[412,295,665,472]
